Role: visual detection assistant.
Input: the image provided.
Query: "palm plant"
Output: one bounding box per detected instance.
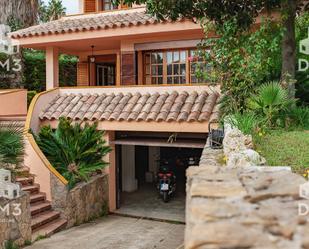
[0,123,24,169]
[39,0,66,22]
[36,118,111,189]
[247,81,295,127]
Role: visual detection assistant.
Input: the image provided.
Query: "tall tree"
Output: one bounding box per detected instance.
[0,0,39,88]
[116,0,306,98]
[0,0,39,28]
[39,0,66,22]
[281,0,297,97]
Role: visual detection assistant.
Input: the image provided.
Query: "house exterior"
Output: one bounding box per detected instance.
[11,1,222,218]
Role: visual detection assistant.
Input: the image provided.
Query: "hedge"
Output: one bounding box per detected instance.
[23,50,77,92]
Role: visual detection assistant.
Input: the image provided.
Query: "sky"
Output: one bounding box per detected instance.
[42,0,79,15]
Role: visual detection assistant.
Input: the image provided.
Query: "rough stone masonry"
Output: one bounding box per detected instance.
[0,193,31,248]
[185,128,309,249]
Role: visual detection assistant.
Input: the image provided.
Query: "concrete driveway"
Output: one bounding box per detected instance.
[27,215,185,249]
[115,184,185,223]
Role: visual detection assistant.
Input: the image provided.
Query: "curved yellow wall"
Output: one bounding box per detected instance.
[24,89,68,201]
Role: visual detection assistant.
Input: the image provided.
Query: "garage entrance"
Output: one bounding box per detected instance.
[113,132,206,223]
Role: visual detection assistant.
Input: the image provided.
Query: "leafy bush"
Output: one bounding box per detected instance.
[0,123,24,169]
[27,90,37,107]
[35,118,111,188]
[200,18,283,114]
[226,112,259,135]
[23,50,77,92]
[247,81,295,127]
[285,106,309,129]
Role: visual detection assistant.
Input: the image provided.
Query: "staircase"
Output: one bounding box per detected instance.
[16,167,67,241]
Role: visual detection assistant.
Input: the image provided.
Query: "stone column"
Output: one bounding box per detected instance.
[121,145,137,192]
[46,47,59,90]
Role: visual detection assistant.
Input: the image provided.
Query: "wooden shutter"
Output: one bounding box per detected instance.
[77,62,89,86]
[84,0,96,13]
[121,52,136,85]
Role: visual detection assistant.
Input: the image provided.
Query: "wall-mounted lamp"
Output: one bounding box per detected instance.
[89,45,95,63]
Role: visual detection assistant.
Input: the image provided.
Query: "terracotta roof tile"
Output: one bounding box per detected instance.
[11,10,184,39]
[40,89,220,123]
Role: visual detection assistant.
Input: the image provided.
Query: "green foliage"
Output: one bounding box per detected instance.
[285,106,309,129]
[39,0,66,22]
[254,130,309,174]
[7,16,24,31]
[116,0,281,31]
[4,240,19,249]
[24,240,32,246]
[226,112,259,135]
[247,81,294,127]
[35,118,112,189]
[201,19,283,113]
[0,123,24,169]
[23,50,77,92]
[27,91,37,107]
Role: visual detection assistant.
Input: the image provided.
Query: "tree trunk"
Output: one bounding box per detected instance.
[0,0,39,89]
[281,0,297,98]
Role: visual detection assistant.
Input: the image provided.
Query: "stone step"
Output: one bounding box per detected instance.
[22,184,40,194]
[32,218,67,241]
[30,201,52,216]
[16,176,34,186]
[30,193,46,204]
[31,210,61,231]
[15,166,30,174]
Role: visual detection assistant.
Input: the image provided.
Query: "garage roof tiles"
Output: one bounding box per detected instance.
[39,90,220,123]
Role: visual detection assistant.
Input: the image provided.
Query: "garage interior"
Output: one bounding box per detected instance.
[113,132,206,223]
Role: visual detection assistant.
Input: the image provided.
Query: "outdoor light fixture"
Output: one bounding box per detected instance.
[90,45,95,63]
[208,121,224,149]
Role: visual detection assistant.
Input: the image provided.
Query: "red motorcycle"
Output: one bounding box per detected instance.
[156,160,176,203]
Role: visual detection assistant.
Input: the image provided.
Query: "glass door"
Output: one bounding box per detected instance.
[96,64,115,86]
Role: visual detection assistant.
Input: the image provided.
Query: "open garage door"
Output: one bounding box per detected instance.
[113,132,206,223]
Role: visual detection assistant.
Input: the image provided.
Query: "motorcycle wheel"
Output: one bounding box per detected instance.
[163,191,169,203]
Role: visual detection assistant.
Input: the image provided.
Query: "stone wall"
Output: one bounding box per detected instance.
[185,129,309,249]
[0,193,31,248]
[51,173,109,228]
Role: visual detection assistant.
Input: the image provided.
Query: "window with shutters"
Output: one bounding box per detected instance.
[144,49,210,85]
[99,0,118,11]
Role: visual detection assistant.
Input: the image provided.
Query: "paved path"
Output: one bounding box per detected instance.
[27,215,185,249]
[115,184,185,223]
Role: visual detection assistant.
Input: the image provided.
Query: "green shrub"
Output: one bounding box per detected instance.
[35,118,112,188]
[286,106,309,129]
[23,50,77,92]
[27,91,37,107]
[226,113,260,135]
[247,81,295,127]
[4,240,19,249]
[0,123,24,169]
[201,19,283,114]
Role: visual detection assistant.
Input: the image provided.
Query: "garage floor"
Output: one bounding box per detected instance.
[26,215,185,249]
[114,184,185,223]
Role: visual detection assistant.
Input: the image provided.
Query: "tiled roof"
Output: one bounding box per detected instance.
[39,90,220,123]
[11,9,180,38]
